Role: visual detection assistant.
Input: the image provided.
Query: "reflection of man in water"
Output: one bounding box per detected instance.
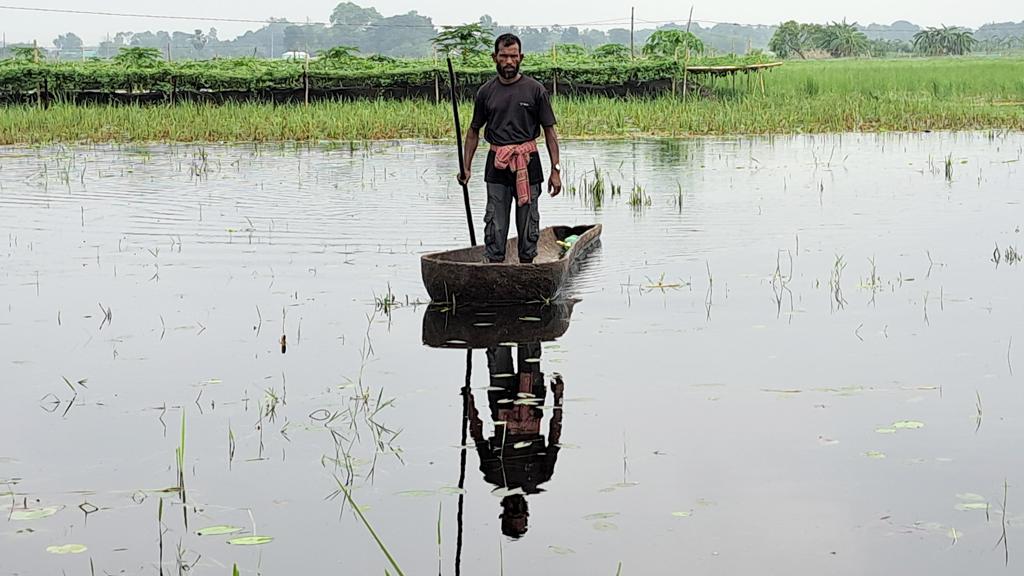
[468,342,564,539]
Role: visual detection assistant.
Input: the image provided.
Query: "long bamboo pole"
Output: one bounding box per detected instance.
[447,56,477,247]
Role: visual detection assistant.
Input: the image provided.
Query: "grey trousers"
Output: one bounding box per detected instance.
[484,182,541,263]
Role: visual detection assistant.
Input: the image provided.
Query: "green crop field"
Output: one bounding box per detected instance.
[0,57,1021,144]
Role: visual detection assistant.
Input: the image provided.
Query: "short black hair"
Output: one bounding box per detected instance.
[494,33,522,54]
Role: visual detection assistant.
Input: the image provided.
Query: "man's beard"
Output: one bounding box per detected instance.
[497,62,520,80]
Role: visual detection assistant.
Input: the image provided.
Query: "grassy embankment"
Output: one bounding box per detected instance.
[1,58,1022,144]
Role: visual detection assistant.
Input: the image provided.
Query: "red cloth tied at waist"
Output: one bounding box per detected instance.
[492,140,539,207]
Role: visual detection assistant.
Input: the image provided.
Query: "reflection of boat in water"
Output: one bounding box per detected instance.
[420,224,601,304]
[421,300,576,349]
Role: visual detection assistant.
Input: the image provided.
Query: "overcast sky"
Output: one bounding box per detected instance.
[1,0,1019,45]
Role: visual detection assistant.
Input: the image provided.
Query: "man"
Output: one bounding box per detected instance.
[459,33,562,264]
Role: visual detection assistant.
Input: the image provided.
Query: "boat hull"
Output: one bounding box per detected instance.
[420,224,601,304]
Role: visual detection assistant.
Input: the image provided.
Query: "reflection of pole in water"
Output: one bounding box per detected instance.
[455,349,471,576]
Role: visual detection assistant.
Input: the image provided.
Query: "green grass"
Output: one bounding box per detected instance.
[2,57,1022,144]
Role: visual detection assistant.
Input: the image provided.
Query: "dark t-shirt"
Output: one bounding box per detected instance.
[470,75,557,185]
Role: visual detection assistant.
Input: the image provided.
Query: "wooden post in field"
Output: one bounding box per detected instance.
[33,40,42,108]
[681,6,693,101]
[433,48,440,103]
[630,7,635,60]
[303,56,310,105]
[758,68,766,96]
[672,47,678,98]
[682,48,690,101]
[551,44,558,98]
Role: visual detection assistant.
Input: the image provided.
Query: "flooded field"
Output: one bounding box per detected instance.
[1,133,1023,575]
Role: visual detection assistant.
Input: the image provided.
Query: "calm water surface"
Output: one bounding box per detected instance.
[1,133,1023,575]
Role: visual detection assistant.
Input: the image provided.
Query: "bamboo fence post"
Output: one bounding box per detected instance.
[758,68,766,96]
[682,7,693,101]
[552,46,558,97]
[433,48,440,104]
[33,40,42,108]
[681,47,691,101]
[630,7,635,60]
[671,47,678,98]
[303,57,309,105]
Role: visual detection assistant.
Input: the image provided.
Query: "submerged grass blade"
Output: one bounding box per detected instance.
[333,476,405,576]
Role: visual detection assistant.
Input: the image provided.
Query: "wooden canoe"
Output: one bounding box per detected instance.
[422,300,577,349]
[420,224,601,304]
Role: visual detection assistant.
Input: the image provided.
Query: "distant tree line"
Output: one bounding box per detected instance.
[769,19,1024,58]
[1,2,1021,61]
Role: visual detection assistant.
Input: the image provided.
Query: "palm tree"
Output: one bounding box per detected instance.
[818,21,869,58]
[913,26,977,56]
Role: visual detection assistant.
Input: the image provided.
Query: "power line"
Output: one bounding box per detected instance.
[1,4,1021,39]
[0,5,641,30]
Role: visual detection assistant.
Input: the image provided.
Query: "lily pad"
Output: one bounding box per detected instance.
[518,317,542,322]
[671,511,693,518]
[227,535,274,546]
[438,486,466,495]
[548,545,576,555]
[46,544,87,555]
[892,420,925,430]
[592,520,618,531]
[875,428,897,434]
[955,502,990,512]
[196,525,244,536]
[11,506,63,521]
[583,512,620,520]
[473,323,494,328]
[491,487,525,498]
[864,451,887,459]
[956,493,986,502]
